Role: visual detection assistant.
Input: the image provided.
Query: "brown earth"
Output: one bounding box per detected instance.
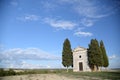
[0,74,104,80]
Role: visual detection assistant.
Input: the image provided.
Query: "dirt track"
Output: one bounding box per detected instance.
[0,73,104,80]
[0,74,79,80]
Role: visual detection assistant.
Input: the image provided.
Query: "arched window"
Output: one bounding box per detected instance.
[79,55,81,58]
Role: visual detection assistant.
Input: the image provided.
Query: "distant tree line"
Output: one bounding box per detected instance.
[0,68,16,76]
[0,68,70,76]
[0,68,29,76]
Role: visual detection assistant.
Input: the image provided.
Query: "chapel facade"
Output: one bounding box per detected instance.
[73,46,91,72]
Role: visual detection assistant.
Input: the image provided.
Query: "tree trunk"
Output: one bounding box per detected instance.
[100,67,102,71]
[93,65,97,72]
[67,67,69,72]
[97,66,100,71]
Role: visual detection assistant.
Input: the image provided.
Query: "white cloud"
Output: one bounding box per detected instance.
[17,15,39,21]
[75,5,108,18]
[59,0,111,18]
[40,0,120,29]
[25,15,39,21]
[0,48,60,68]
[41,1,57,11]
[109,54,117,60]
[2,48,60,60]
[20,61,48,69]
[55,0,111,28]
[81,18,94,27]
[44,18,77,30]
[74,30,93,37]
[108,54,120,68]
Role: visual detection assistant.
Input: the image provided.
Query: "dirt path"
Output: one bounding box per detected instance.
[0,74,80,80]
[0,74,104,80]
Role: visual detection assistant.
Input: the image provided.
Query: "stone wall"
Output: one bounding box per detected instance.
[73,46,91,72]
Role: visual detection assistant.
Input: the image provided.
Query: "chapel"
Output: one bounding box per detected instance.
[73,46,91,72]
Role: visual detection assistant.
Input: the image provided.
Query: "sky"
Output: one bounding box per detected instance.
[0,0,120,69]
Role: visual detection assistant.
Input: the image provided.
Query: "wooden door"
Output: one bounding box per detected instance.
[79,62,83,71]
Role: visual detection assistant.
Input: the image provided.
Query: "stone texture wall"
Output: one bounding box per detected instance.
[73,47,91,72]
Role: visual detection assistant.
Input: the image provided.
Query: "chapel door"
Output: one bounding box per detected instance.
[79,62,83,71]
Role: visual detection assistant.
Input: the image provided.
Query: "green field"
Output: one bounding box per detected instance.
[25,69,120,80]
[1,69,120,80]
[59,71,120,80]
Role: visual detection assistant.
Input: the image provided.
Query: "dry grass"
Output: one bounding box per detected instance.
[0,69,120,80]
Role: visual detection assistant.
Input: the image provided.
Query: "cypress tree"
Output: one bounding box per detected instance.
[62,38,73,72]
[88,39,95,71]
[94,39,102,70]
[88,39,102,71]
[100,40,109,67]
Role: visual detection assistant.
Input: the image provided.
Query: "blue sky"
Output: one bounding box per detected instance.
[0,0,120,69]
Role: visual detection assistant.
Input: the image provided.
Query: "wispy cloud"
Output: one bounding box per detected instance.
[109,54,117,60]
[75,5,108,18]
[17,15,40,21]
[74,30,93,37]
[0,48,60,68]
[19,61,51,69]
[59,0,120,19]
[44,18,77,30]
[10,1,18,6]
[1,48,60,60]
[62,0,111,18]
[81,18,95,27]
[108,54,120,68]
[41,1,57,11]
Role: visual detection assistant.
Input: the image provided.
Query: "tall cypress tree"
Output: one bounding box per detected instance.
[62,38,73,72]
[88,39,95,71]
[100,40,109,67]
[94,39,102,70]
[88,39,102,71]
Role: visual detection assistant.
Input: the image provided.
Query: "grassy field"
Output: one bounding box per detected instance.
[59,71,120,80]
[1,69,120,80]
[18,69,120,79]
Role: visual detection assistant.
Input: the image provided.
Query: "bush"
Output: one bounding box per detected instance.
[0,68,5,76]
[0,68,16,76]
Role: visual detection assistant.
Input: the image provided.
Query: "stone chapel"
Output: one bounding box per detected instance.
[73,46,91,72]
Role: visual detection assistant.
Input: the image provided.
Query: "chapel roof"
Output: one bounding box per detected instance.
[73,46,87,52]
